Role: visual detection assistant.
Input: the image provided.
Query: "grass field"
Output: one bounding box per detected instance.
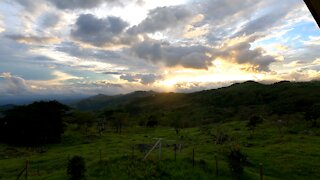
[0,120,320,179]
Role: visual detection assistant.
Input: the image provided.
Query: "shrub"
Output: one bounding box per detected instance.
[67,156,86,180]
[227,145,247,179]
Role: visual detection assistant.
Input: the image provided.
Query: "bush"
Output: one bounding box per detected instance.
[227,145,247,179]
[67,156,86,180]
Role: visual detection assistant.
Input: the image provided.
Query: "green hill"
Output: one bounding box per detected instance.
[76,81,320,126]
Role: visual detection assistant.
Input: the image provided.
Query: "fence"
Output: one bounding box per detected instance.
[11,140,264,180]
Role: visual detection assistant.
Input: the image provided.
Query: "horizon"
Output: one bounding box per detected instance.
[1,79,319,106]
[0,0,320,104]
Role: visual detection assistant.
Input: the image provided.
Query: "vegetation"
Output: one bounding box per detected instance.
[0,101,69,145]
[227,145,247,179]
[0,81,320,179]
[67,156,86,180]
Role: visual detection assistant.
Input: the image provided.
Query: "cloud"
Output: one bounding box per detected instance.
[129,5,194,34]
[0,15,4,33]
[47,0,129,10]
[212,36,278,71]
[174,81,235,93]
[71,14,136,47]
[41,12,61,28]
[55,42,122,60]
[6,34,60,44]
[279,69,320,81]
[120,74,162,85]
[14,0,41,12]
[131,38,212,69]
[0,72,29,96]
[235,3,299,37]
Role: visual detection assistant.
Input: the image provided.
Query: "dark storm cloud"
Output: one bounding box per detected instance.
[120,74,161,85]
[129,5,194,34]
[131,39,212,69]
[71,14,136,47]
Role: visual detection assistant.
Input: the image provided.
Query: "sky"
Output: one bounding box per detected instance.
[0,0,320,103]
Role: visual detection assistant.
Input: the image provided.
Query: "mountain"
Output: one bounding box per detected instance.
[75,91,157,110]
[0,104,15,111]
[74,81,320,125]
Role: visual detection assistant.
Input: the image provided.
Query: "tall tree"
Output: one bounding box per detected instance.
[0,101,69,145]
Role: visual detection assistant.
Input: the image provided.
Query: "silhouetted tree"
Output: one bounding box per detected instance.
[246,115,263,136]
[305,104,320,127]
[227,145,247,179]
[169,111,183,135]
[104,110,128,134]
[146,115,158,128]
[0,101,69,145]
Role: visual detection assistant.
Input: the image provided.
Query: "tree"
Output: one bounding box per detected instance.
[67,156,86,180]
[305,104,320,127]
[146,115,158,128]
[66,111,96,136]
[246,115,263,136]
[169,111,184,135]
[107,111,128,134]
[0,101,69,145]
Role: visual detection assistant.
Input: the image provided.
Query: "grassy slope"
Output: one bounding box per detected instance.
[0,121,319,180]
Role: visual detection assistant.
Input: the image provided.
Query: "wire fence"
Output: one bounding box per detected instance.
[10,141,264,180]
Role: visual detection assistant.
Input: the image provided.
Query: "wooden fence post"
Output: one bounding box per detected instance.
[159,141,162,161]
[25,160,28,180]
[174,144,177,161]
[260,163,263,180]
[192,148,195,167]
[215,154,218,177]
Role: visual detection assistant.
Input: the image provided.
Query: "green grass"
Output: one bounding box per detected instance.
[0,121,320,179]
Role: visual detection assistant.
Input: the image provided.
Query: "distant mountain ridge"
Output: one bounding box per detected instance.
[75,81,320,114]
[75,90,157,110]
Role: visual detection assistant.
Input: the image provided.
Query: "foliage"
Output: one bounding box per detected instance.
[76,81,320,127]
[227,145,247,179]
[0,101,69,145]
[65,111,96,135]
[246,115,263,134]
[213,128,230,145]
[67,155,86,180]
[169,111,184,135]
[304,104,320,127]
[146,115,158,128]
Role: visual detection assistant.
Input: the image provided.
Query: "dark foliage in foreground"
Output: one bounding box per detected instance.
[0,101,70,145]
[228,146,247,179]
[67,156,86,180]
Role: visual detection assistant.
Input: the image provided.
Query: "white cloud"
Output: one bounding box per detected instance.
[0,72,30,96]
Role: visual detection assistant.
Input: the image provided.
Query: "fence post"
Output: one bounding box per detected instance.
[159,141,162,161]
[260,163,263,180]
[215,154,218,177]
[25,160,28,180]
[174,144,177,161]
[99,149,102,162]
[132,146,134,160]
[192,148,195,167]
